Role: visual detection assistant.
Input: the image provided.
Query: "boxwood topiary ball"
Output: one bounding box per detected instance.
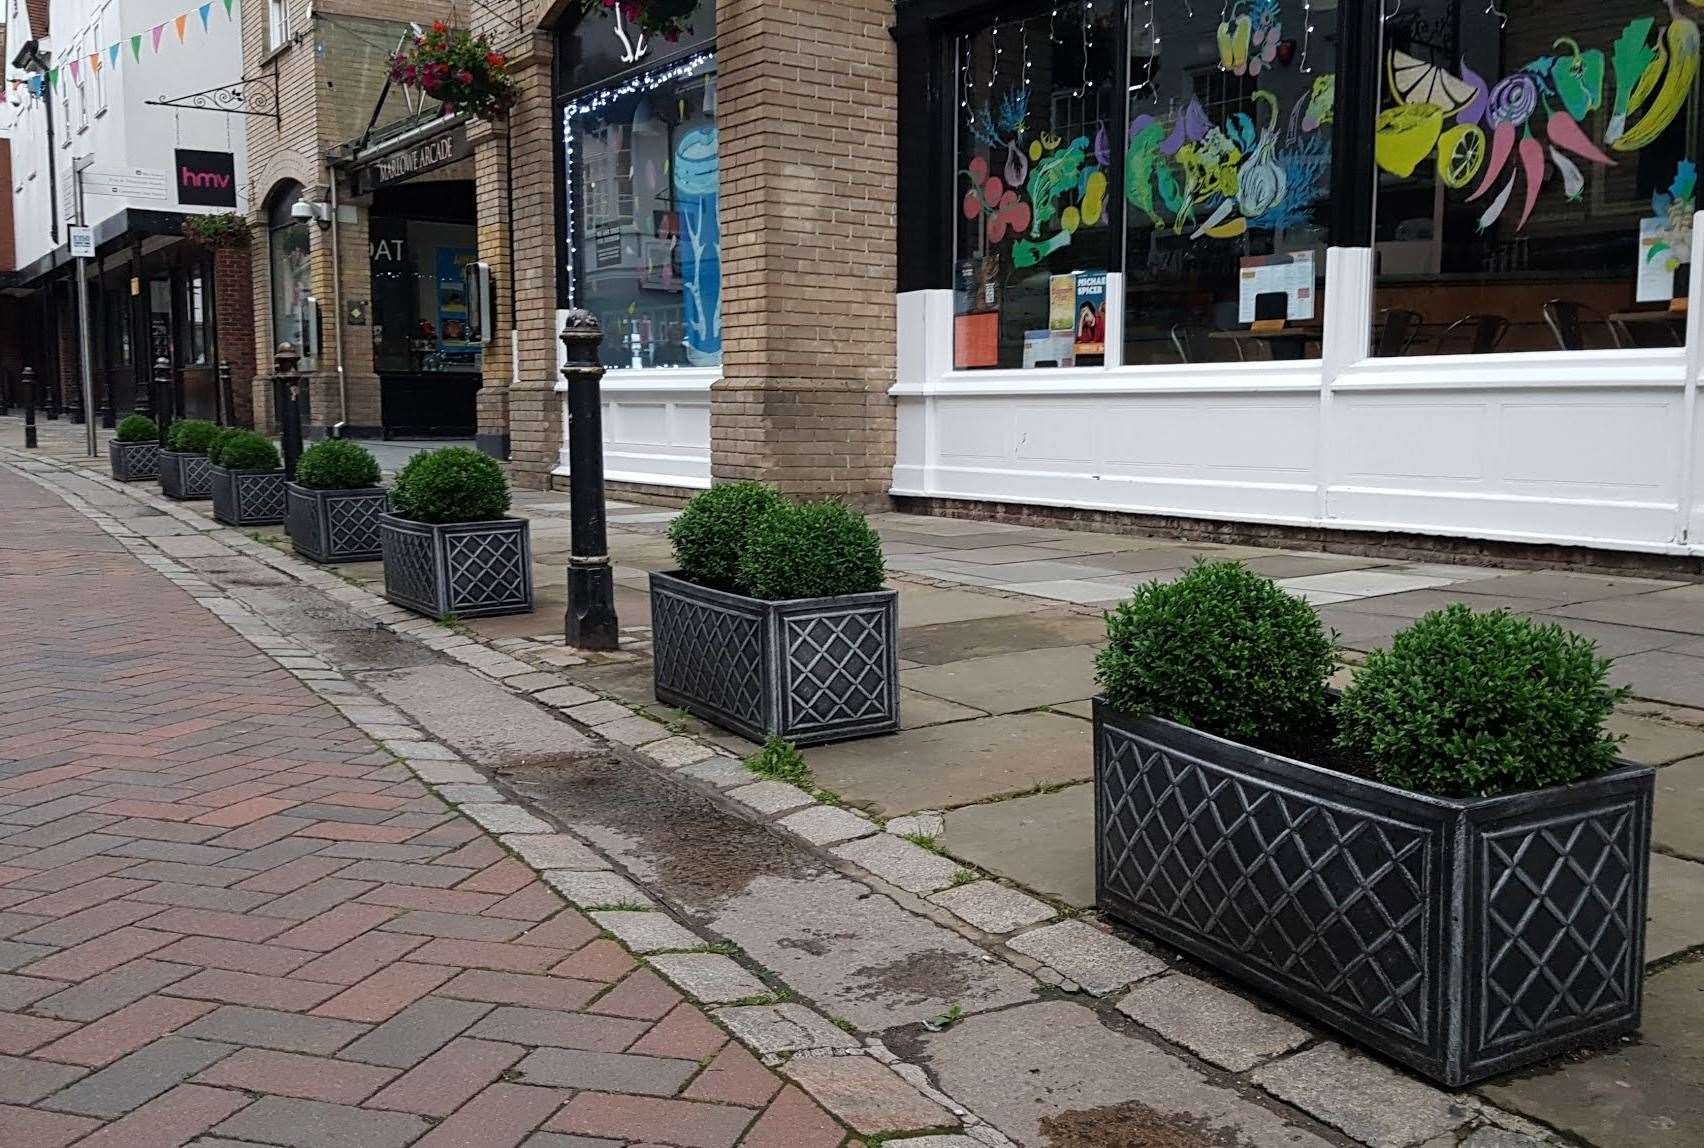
[216,431,282,472]
[736,499,885,602]
[295,438,382,491]
[390,446,510,524]
[1335,605,1627,798]
[167,419,220,455]
[668,481,785,592]
[1095,560,1337,757]
[205,427,239,464]
[115,414,158,443]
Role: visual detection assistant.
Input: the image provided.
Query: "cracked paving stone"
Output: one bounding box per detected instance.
[646,737,718,768]
[1116,973,1309,1072]
[782,1054,958,1135]
[726,781,817,817]
[831,834,961,894]
[589,911,703,954]
[778,806,880,847]
[543,870,655,909]
[713,1003,863,1054]
[1005,920,1165,996]
[676,756,755,788]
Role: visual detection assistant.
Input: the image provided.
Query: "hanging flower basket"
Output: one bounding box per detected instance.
[591,0,701,43]
[391,23,516,119]
[182,213,250,248]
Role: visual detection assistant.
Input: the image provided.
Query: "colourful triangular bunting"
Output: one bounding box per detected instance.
[131,35,143,61]
[223,0,234,15]
[46,67,60,89]
[175,14,188,41]
[89,53,100,74]
[152,24,165,51]
[108,44,121,68]
[69,58,81,82]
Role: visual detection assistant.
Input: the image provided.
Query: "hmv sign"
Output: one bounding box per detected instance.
[175,149,237,208]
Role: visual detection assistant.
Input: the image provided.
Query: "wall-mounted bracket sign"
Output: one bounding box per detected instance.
[175,150,237,208]
[352,125,472,196]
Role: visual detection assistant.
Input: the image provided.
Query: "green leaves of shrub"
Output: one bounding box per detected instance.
[114,415,157,443]
[391,446,509,524]
[1095,560,1337,755]
[738,500,886,601]
[166,419,220,454]
[205,427,238,463]
[1335,605,1626,798]
[296,438,381,491]
[216,431,282,472]
[668,482,785,591]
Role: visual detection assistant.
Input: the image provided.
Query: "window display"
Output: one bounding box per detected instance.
[953,2,1118,370]
[1374,0,1702,354]
[565,53,721,370]
[1123,0,1336,364]
[268,184,313,369]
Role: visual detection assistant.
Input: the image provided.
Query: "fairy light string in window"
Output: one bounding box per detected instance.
[1299,0,1315,72]
[560,51,714,307]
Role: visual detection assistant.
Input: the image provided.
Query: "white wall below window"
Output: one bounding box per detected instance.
[892,236,1704,558]
[554,311,713,489]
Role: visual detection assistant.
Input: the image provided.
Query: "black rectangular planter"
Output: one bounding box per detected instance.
[378,514,532,618]
[108,440,161,482]
[158,450,213,501]
[1094,700,1654,1086]
[210,466,287,527]
[650,571,900,746]
[286,484,389,563]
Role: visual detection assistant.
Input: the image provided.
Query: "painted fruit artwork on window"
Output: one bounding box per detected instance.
[1123,75,1334,240]
[1374,6,1701,233]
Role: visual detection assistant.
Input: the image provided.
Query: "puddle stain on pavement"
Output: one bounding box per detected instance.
[1042,1102,1258,1148]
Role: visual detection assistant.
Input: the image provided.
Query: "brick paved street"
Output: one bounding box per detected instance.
[0,465,850,1147]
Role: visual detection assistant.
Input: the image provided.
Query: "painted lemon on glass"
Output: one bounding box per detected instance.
[1438,123,1487,189]
[1388,50,1480,114]
[1375,103,1445,178]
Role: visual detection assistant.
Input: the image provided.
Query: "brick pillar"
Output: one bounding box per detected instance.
[212,243,257,428]
[475,29,560,489]
[709,0,898,508]
[471,116,513,460]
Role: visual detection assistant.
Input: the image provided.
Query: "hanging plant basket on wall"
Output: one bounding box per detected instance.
[390,23,517,119]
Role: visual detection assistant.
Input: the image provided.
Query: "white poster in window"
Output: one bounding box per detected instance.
[1238,251,1315,323]
[1637,216,1691,302]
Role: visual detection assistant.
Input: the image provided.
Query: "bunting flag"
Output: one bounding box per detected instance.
[5,1,237,107]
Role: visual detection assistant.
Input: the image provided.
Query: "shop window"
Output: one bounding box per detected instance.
[1121,1,1336,365]
[370,215,484,377]
[565,53,720,370]
[268,184,314,368]
[953,2,1118,370]
[1374,0,1701,355]
[186,271,209,367]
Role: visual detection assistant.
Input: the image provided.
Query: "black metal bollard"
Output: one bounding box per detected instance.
[560,310,619,650]
[217,361,235,429]
[44,371,59,420]
[22,367,38,449]
[271,344,305,481]
[67,364,85,425]
[153,354,175,448]
[0,369,10,416]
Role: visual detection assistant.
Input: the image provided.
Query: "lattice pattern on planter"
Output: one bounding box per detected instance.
[285,488,320,557]
[110,442,160,482]
[653,589,765,733]
[446,528,529,612]
[1099,725,1433,1045]
[1475,804,1641,1056]
[782,608,894,733]
[238,473,287,523]
[327,493,386,557]
[180,456,212,498]
[382,523,440,613]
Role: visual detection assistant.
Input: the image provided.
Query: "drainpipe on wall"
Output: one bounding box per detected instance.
[328,174,348,436]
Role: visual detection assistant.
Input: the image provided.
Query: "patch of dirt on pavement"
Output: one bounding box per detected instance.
[1041,1101,1253,1148]
[505,754,820,906]
[849,948,980,1004]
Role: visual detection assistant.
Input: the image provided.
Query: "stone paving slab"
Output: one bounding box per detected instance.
[1251,1044,1473,1148]
[941,785,1095,908]
[1005,921,1166,996]
[1116,973,1310,1072]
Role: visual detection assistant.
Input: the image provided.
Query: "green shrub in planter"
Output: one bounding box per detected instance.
[216,431,282,472]
[1335,605,1627,798]
[1095,560,1337,755]
[296,438,381,490]
[391,446,509,523]
[167,419,220,455]
[738,499,885,601]
[205,426,238,463]
[115,414,157,443]
[669,482,786,592]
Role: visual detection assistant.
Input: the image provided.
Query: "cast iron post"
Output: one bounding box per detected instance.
[133,349,153,417]
[97,366,114,429]
[21,367,38,449]
[217,360,235,429]
[44,369,59,420]
[560,310,619,650]
[67,364,86,424]
[153,354,174,448]
[272,344,305,481]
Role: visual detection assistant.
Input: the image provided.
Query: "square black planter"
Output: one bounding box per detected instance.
[650,571,900,746]
[378,514,532,618]
[109,440,160,482]
[287,484,389,563]
[1094,700,1654,1087]
[158,450,213,501]
[210,466,287,527]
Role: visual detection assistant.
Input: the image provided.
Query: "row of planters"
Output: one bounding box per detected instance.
[111,423,531,616]
[1091,560,1653,1086]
